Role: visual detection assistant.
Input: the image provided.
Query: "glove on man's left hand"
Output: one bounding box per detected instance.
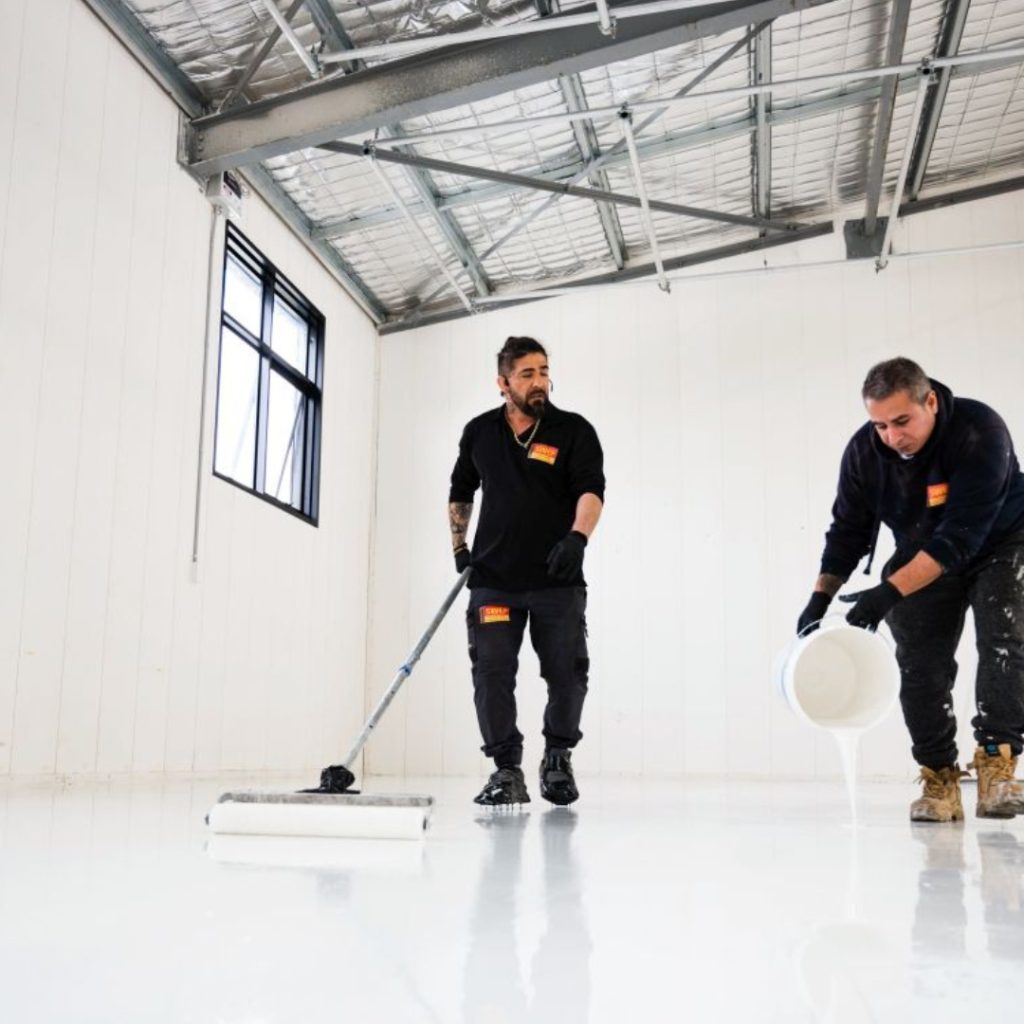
[546,531,587,582]
[839,580,903,631]
[454,545,472,574]
[796,591,833,637]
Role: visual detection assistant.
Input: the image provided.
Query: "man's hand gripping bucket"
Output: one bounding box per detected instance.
[774,617,900,732]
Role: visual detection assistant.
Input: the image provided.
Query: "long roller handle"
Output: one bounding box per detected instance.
[340,568,471,768]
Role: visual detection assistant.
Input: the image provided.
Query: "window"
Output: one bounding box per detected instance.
[214,222,324,524]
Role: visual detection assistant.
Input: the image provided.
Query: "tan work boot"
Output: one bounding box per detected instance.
[969,744,1024,819]
[910,765,965,822]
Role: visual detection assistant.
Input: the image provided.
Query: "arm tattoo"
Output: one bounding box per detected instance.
[449,502,473,550]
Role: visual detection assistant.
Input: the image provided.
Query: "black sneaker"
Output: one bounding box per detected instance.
[474,766,531,806]
[539,748,579,805]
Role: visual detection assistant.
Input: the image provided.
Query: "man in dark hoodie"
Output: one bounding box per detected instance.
[797,357,1024,823]
[449,336,605,808]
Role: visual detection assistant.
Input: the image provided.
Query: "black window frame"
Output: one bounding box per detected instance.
[213,221,325,526]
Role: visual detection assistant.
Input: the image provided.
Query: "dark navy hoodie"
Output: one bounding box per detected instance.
[821,380,1024,579]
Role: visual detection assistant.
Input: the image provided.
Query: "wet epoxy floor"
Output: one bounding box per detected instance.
[2,774,1023,1022]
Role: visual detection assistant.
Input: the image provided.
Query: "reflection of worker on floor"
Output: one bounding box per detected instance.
[462,810,591,1024]
[911,824,966,959]
[463,813,529,1023]
[912,825,1024,963]
[530,810,591,1023]
[978,831,1024,961]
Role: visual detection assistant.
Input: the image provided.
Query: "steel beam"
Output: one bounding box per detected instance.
[379,219,834,333]
[901,173,1024,217]
[413,22,761,311]
[877,65,935,270]
[389,158,493,295]
[620,111,670,290]
[381,171,1024,333]
[864,0,913,233]
[302,0,362,75]
[365,154,475,311]
[242,164,387,322]
[222,0,359,113]
[221,0,308,112]
[183,0,841,176]
[361,43,1022,147]
[258,0,319,78]
[321,141,801,231]
[312,80,889,240]
[559,73,627,268]
[297,9,494,296]
[82,0,388,320]
[751,21,772,221]
[907,0,972,200]
[303,0,356,51]
[79,0,207,114]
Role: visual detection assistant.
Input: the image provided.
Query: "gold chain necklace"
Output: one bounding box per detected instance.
[506,410,541,449]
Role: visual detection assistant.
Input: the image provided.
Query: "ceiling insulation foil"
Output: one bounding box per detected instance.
[123,0,1024,322]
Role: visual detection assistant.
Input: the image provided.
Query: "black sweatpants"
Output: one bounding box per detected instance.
[885,532,1024,769]
[466,586,589,766]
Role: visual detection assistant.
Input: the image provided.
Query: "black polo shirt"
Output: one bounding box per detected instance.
[449,403,605,590]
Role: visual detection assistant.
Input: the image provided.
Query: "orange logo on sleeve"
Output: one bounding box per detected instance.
[927,483,949,507]
[479,606,511,624]
[528,443,559,465]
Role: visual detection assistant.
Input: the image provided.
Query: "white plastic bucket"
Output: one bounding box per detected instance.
[774,618,900,731]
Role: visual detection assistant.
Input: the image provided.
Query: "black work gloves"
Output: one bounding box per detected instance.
[839,580,903,631]
[546,530,587,582]
[454,545,471,574]
[796,591,833,637]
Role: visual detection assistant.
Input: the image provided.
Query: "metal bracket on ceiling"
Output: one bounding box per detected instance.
[595,0,617,36]
[875,59,937,273]
[619,105,670,293]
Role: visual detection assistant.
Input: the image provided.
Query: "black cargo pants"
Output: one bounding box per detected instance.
[466,586,589,767]
[885,532,1024,769]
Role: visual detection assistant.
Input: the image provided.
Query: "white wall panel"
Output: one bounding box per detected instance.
[0,0,27,298]
[10,0,105,775]
[0,0,74,774]
[55,38,144,775]
[94,82,173,775]
[368,191,1024,781]
[0,0,378,779]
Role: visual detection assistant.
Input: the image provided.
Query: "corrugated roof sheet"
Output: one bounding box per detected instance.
[124,0,1024,324]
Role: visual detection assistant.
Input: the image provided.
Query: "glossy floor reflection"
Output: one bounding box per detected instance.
[2,776,1024,1022]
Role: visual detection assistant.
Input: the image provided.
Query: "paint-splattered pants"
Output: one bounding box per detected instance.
[466,586,589,767]
[885,532,1024,769]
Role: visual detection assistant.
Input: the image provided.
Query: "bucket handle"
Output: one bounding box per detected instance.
[797,614,895,652]
[797,613,851,639]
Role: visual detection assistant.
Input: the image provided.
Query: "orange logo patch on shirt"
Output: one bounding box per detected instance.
[927,483,949,507]
[528,443,559,465]
[479,605,511,625]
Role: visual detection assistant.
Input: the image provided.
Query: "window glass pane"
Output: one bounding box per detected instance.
[271,296,309,372]
[266,371,306,510]
[223,255,262,337]
[214,329,259,487]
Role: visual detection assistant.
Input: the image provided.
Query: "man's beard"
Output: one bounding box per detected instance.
[510,389,547,418]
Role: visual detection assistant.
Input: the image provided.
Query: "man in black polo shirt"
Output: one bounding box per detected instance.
[796,358,1024,823]
[449,336,605,806]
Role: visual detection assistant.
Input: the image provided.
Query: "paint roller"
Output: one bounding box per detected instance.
[207,568,471,840]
